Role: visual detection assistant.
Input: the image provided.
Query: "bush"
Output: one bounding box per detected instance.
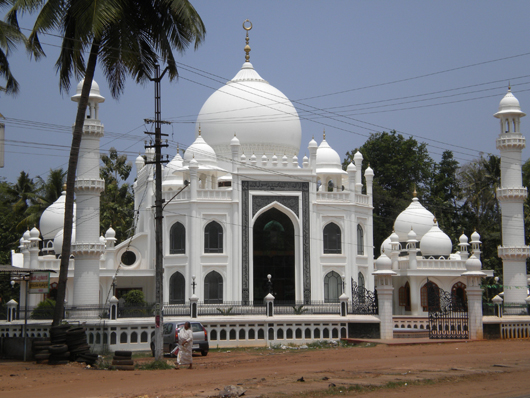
[31,298,55,319]
[124,290,146,306]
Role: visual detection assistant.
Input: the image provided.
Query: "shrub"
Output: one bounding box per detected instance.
[31,298,55,319]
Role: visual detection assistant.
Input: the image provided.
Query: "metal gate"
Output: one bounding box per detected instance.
[426,281,468,339]
[351,280,378,315]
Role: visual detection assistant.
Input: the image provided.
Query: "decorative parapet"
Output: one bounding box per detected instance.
[497,245,530,260]
[496,133,526,150]
[496,187,528,201]
[355,194,370,206]
[75,178,105,193]
[75,119,104,138]
[72,242,106,256]
[316,191,350,202]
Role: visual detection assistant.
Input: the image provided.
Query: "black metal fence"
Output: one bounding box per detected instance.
[351,280,378,315]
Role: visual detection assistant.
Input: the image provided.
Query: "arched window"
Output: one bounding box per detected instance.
[324,271,342,303]
[357,224,364,255]
[358,272,365,290]
[451,282,467,311]
[399,282,411,311]
[204,271,223,304]
[421,281,440,312]
[169,272,185,304]
[169,222,185,254]
[204,221,223,253]
[323,223,341,254]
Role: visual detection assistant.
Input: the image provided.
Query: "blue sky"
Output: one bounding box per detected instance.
[2,0,530,184]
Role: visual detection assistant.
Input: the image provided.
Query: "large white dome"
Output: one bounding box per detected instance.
[420,222,453,258]
[196,62,301,162]
[394,197,434,241]
[495,88,525,116]
[40,190,77,240]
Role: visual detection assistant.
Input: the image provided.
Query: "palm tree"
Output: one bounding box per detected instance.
[9,0,205,326]
[6,171,38,215]
[0,0,26,95]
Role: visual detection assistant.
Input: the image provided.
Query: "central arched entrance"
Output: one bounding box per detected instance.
[253,208,295,302]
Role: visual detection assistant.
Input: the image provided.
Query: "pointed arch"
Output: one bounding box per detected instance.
[204,221,223,253]
[357,224,364,255]
[323,222,341,254]
[204,271,223,304]
[324,271,342,303]
[169,271,185,304]
[169,222,185,254]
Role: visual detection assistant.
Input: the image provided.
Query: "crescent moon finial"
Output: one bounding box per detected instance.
[243,20,252,62]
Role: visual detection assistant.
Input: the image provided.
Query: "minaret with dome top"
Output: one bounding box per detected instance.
[495,87,530,307]
[71,79,106,305]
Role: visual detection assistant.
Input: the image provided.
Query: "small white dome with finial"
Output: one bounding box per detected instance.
[420,218,452,258]
[495,86,525,117]
[105,226,116,239]
[71,79,105,104]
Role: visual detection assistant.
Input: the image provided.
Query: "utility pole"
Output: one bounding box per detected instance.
[145,65,170,361]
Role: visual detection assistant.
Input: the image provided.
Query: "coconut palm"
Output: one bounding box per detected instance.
[0,0,26,95]
[8,0,205,326]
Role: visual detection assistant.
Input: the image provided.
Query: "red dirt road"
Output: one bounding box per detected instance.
[1,339,530,397]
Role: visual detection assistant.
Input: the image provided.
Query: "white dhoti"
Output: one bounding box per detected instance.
[177,327,193,366]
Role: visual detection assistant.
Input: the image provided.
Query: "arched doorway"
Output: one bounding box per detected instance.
[253,208,295,302]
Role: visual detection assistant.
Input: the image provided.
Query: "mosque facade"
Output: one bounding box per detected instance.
[11,27,528,332]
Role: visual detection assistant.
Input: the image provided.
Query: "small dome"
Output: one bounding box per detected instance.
[189,157,199,167]
[40,190,77,240]
[459,233,469,245]
[364,166,374,177]
[99,235,106,244]
[465,254,482,272]
[241,153,247,162]
[375,253,392,270]
[354,151,363,162]
[308,137,318,149]
[407,228,418,242]
[347,162,356,172]
[394,197,435,241]
[471,230,481,243]
[420,221,453,258]
[449,252,461,260]
[71,79,105,104]
[30,226,40,239]
[495,88,525,117]
[231,134,240,146]
[163,151,185,187]
[184,134,217,166]
[381,236,392,254]
[23,229,31,241]
[316,138,346,175]
[105,226,116,239]
[135,154,145,171]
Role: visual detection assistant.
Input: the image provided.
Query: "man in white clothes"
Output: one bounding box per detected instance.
[176,321,193,369]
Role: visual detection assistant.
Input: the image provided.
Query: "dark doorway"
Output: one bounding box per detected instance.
[253,208,295,302]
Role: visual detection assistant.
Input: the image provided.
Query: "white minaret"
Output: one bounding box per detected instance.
[71,80,106,305]
[495,87,530,306]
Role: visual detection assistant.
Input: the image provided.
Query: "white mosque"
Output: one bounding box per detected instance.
[10,24,529,342]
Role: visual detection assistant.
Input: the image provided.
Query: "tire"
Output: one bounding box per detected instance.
[67,338,87,347]
[34,353,51,360]
[52,352,71,360]
[112,355,131,361]
[112,359,134,366]
[49,344,68,354]
[113,365,135,371]
[71,344,91,353]
[66,327,86,335]
[114,350,132,357]
[33,340,52,347]
[201,350,208,357]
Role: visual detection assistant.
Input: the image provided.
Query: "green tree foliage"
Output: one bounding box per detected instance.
[428,150,462,243]
[0,0,26,95]
[459,154,501,275]
[100,148,134,243]
[0,178,25,263]
[8,0,206,326]
[342,131,434,255]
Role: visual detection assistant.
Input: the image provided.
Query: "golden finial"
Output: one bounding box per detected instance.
[243,19,252,62]
[63,183,67,191]
[198,125,201,136]
[508,82,511,91]
[413,184,417,197]
[323,129,326,140]
[433,216,437,224]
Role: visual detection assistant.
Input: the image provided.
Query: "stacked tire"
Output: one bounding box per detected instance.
[49,344,70,365]
[112,351,134,371]
[32,339,52,364]
[66,327,97,366]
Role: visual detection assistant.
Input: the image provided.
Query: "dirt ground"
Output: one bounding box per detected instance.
[1,339,530,398]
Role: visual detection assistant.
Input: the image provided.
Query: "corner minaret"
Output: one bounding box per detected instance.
[71,79,106,305]
[494,87,530,307]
